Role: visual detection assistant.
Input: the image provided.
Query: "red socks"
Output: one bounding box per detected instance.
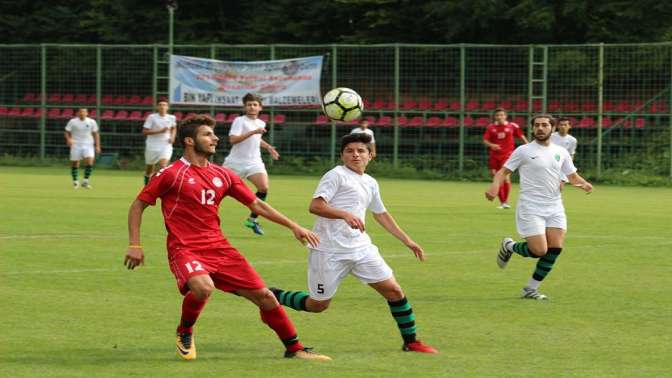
[498,182,511,204]
[260,305,303,352]
[176,292,208,334]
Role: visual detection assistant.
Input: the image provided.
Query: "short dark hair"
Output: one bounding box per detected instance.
[557,117,571,124]
[340,133,372,153]
[492,107,507,120]
[243,93,262,105]
[530,113,556,127]
[178,114,216,147]
[156,98,169,105]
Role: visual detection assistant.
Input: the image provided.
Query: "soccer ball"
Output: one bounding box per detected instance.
[322,87,363,122]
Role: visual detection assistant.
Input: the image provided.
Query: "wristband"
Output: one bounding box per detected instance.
[128,245,143,248]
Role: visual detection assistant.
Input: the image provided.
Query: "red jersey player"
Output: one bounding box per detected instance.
[483,108,529,209]
[124,114,330,361]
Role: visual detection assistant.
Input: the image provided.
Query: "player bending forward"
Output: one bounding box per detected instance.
[485,114,593,300]
[124,114,330,361]
[271,133,438,354]
[223,93,280,236]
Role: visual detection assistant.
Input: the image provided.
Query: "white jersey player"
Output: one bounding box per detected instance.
[143,100,176,185]
[486,114,593,300]
[64,108,100,189]
[550,117,577,158]
[350,118,376,158]
[223,93,279,236]
[269,133,438,354]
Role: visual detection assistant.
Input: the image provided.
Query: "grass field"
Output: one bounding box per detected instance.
[1,166,671,377]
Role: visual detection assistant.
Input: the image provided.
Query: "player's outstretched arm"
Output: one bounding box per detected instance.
[260,139,280,160]
[567,173,593,194]
[125,199,150,270]
[309,197,366,232]
[229,128,266,145]
[372,212,425,261]
[247,199,320,248]
[485,168,512,201]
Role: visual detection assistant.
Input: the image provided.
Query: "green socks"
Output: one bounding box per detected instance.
[84,165,93,179]
[388,297,417,344]
[273,289,309,311]
[533,247,562,281]
[511,242,537,258]
[71,167,78,181]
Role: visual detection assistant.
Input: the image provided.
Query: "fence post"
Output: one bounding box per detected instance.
[152,45,158,103]
[39,44,46,159]
[393,44,400,168]
[526,45,534,140]
[269,44,275,166]
[669,45,672,178]
[96,45,102,131]
[330,45,337,165]
[597,43,604,178]
[458,44,465,173]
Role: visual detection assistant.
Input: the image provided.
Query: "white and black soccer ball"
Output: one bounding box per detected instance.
[322,87,363,122]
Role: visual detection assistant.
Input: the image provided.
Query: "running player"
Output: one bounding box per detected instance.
[64,107,100,189]
[483,108,528,209]
[350,118,376,159]
[485,114,593,300]
[142,99,177,185]
[270,133,438,354]
[223,93,279,236]
[124,114,330,361]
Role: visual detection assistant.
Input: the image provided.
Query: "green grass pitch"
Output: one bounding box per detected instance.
[1,166,671,377]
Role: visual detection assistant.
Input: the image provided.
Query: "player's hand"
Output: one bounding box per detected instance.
[490,144,501,151]
[95,145,102,154]
[574,181,593,194]
[124,247,145,270]
[253,128,267,135]
[342,213,366,232]
[485,185,498,201]
[292,226,320,248]
[268,146,280,160]
[405,240,425,262]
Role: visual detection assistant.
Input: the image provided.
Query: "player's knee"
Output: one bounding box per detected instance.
[529,246,547,257]
[189,280,215,300]
[385,285,405,301]
[259,288,278,306]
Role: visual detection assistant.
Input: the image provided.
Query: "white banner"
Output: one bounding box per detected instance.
[169,54,323,107]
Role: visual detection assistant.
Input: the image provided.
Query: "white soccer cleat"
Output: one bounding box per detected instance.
[82,180,92,189]
[501,203,511,209]
[521,287,548,300]
[73,181,80,189]
[497,237,514,269]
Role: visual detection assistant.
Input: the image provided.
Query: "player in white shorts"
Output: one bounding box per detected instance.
[485,114,593,300]
[143,100,176,185]
[270,133,438,354]
[64,108,100,189]
[223,93,279,235]
[550,117,578,188]
[350,118,376,158]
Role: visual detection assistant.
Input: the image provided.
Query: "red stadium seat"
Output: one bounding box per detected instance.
[370,99,387,110]
[22,93,38,103]
[314,115,329,125]
[0,107,8,116]
[47,108,61,119]
[426,116,442,128]
[33,109,45,118]
[259,114,270,123]
[462,116,474,127]
[513,100,527,112]
[581,101,596,112]
[142,96,154,106]
[142,111,153,119]
[475,117,490,128]
[47,93,62,103]
[548,101,562,112]
[481,100,496,112]
[532,99,542,112]
[614,101,631,113]
[61,94,74,103]
[650,101,669,113]
[400,99,417,111]
[101,95,114,105]
[512,116,525,126]
[635,118,646,129]
[603,101,614,112]
[601,117,612,128]
[215,113,226,123]
[433,98,449,111]
[128,111,144,121]
[173,111,183,121]
[362,98,371,110]
[128,95,142,105]
[578,117,595,128]
[226,113,239,123]
[417,98,433,111]
[112,96,127,106]
[443,116,459,128]
[395,116,408,126]
[20,108,35,117]
[408,116,424,127]
[386,100,398,110]
[101,110,115,120]
[465,100,479,112]
[632,101,644,112]
[114,110,129,120]
[449,100,461,111]
[74,94,88,104]
[88,109,97,118]
[86,95,97,105]
[377,115,392,127]
[497,100,512,111]
[60,109,74,119]
[363,115,376,125]
[562,101,579,112]
[8,107,21,117]
[273,114,286,124]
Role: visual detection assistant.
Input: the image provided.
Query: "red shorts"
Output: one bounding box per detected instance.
[488,154,511,171]
[168,246,266,295]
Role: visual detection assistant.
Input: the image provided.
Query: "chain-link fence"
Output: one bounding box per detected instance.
[0,43,670,179]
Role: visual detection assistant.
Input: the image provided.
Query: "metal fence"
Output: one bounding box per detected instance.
[1,43,671,178]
